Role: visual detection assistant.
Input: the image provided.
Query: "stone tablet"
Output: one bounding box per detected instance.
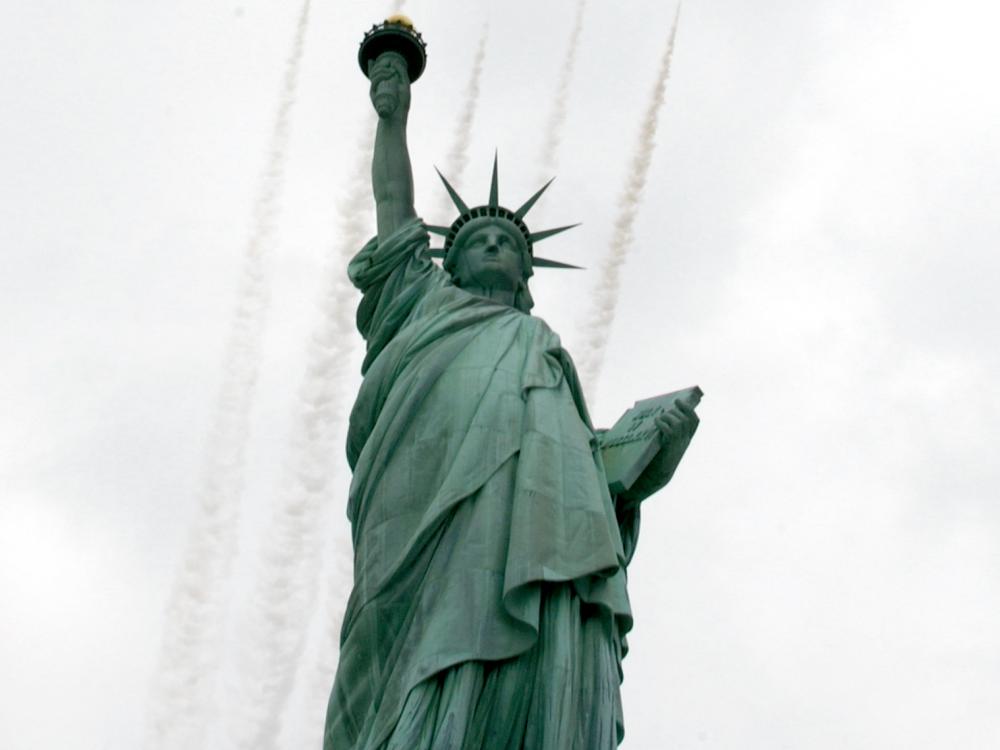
[600,386,703,494]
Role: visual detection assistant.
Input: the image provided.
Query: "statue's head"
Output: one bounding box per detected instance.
[445,216,533,310]
[428,155,582,312]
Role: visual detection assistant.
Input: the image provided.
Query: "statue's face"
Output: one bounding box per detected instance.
[449,218,528,290]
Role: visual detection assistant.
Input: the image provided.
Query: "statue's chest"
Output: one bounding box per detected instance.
[407,314,556,444]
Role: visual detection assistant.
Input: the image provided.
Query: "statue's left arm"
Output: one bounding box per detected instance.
[616,399,699,507]
[607,400,699,563]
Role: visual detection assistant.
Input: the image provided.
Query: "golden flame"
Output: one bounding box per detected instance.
[385,14,414,28]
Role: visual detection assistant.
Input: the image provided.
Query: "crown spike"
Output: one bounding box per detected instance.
[514,177,555,221]
[435,167,470,214]
[532,257,584,270]
[426,224,450,236]
[488,151,499,209]
[528,222,581,244]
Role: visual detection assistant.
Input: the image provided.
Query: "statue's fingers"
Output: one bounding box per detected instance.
[663,409,685,428]
[657,413,682,441]
[654,415,675,444]
[656,413,679,429]
[675,401,700,434]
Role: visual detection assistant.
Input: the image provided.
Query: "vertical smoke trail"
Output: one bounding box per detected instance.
[434,23,489,220]
[223,285,354,749]
[575,6,680,394]
[145,2,312,748]
[223,132,371,749]
[278,120,376,750]
[537,0,587,181]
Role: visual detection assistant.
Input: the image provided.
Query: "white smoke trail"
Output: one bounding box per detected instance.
[434,23,489,219]
[575,6,680,395]
[145,3,312,748]
[274,124,374,750]
[224,128,372,750]
[537,0,587,181]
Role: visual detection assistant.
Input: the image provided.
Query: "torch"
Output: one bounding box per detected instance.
[358,15,428,83]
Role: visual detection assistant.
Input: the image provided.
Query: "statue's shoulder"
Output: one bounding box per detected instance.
[523,310,562,342]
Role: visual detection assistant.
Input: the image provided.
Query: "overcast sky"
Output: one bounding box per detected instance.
[2,0,999,747]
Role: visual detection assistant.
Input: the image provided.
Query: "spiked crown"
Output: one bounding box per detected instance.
[427,155,582,270]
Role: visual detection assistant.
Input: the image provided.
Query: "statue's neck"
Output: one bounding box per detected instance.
[462,284,517,309]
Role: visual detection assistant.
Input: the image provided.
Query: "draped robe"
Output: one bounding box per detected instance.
[325,219,642,749]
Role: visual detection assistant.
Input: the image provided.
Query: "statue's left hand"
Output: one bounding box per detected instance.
[618,400,699,506]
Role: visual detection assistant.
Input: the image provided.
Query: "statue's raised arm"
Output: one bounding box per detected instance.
[348,21,441,358]
[368,50,416,242]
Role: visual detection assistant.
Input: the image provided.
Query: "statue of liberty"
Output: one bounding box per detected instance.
[325,17,700,749]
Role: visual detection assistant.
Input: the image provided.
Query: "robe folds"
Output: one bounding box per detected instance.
[325,219,640,749]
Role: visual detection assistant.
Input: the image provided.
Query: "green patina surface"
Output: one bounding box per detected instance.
[324,19,698,749]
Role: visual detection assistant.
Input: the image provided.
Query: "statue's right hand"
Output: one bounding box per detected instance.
[368,52,411,121]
